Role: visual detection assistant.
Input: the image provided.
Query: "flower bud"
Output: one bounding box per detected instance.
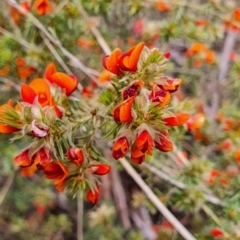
[66,147,84,166]
[112,137,130,160]
[92,164,111,175]
[86,185,100,204]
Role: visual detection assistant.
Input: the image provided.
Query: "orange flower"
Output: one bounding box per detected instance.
[18,66,35,80]
[187,113,205,131]
[21,78,51,106]
[86,184,100,204]
[102,48,122,75]
[0,99,19,134]
[66,147,84,166]
[15,57,25,67]
[131,130,153,164]
[122,81,144,100]
[113,96,134,123]
[234,8,240,22]
[44,160,69,192]
[194,20,208,27]
[77,38,94,49]
[154,130,173,152]
[9,6,20,24]
[14,149,32,167]
[44,62,57,82]
[163,113,190,126]
[98,69,111,83]
[193,59,202,68]
[34,0,52,16]
[159,78,182,93]
[207,169,220,185]
[205,50,215,64]
[48,72,78,96]
[234,150,240,162]
[149,84,171,107]
[155,1,171,11]
[20,161,38,177]
[0,65,10,77]
[112,137,130,160]
[186,42,207,57]
[118,42,145,72]
[92,164,111,175]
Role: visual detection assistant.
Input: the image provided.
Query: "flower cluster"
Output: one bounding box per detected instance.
[0,63,110,203]
[186,42,215,68]
[0,42,190,204]
[102,42,190,164]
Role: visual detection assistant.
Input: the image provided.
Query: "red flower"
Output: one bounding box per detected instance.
[112,137,130,160]
[86,185,100,204]
[149,84,171,107]
[210,228,224,238]
[163,113,190,126]
[102,48,122,75]
[155,1,171,12]
[118,42,145,72]
[122,81,144,100]
[34,148,52,169]
[15,57,25,67]
[18,148,52,177]
[34,0,52,16]
[14,149,32,167]
[154,130,173,152]
[113,96,134,123]
[92,164,111,175]
[44,161,69,192]
[131,130,153,164]
[66,147,84,166]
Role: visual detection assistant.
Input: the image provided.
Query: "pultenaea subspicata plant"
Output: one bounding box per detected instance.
[0,42,189,203]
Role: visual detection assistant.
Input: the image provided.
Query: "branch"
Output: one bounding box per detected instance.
[110,161,131,229]
[77,193,83,240]
[119,158,196,240]
[40,33,72,74]
[74,1,111,55]
[0,77,20,91]
[142,162,225,207]
[4,0,98,83]
[0,174,15,207]
[0,26,36,51]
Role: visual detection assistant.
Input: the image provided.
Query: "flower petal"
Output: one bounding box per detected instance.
[50,72,78,96]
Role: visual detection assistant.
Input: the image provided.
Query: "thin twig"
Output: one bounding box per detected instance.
[110,162,131,229]
[40,32,72,74]
[0,26,36,50]
[119,158,196,240]
[0,77,20,91]
[0,174,15,207]
[74,1,111,55]
[53,0,69,17]
[142,162,225,207]
[77,193,83,240]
